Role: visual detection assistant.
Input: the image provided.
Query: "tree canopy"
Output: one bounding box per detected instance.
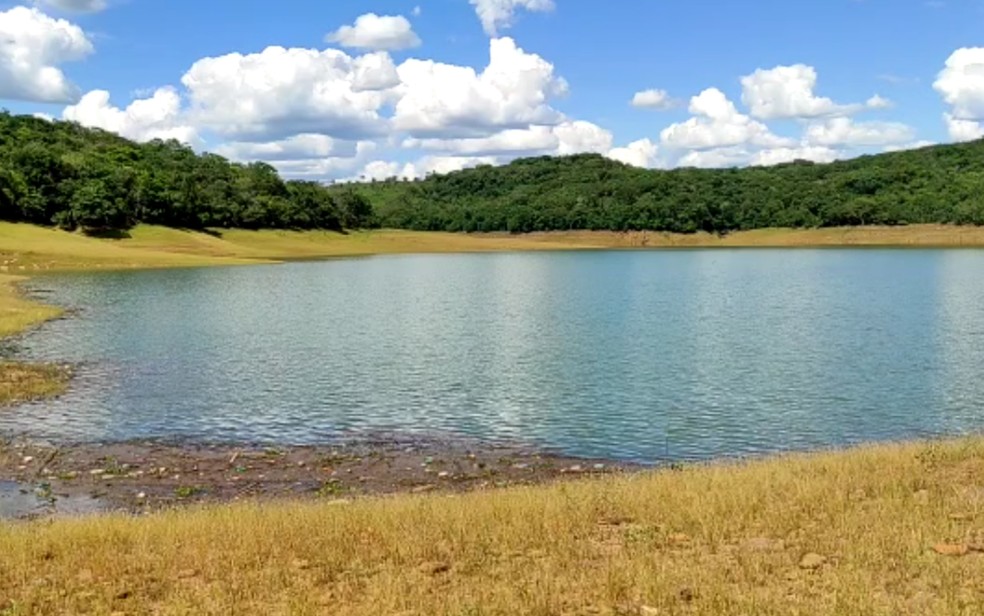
[341,142,984,233]
[0,112,375,232]
[3,111,984,234]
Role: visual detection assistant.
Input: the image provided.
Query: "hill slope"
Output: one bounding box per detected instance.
[347,142,984,233]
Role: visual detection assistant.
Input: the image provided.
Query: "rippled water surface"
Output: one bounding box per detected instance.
[5,249,984,462]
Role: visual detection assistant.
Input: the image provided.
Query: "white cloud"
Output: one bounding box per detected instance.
[0,6,93,103]
[883,140,936,153]
[62,88,199,144]
[352,52,400,91]
[607,138,659,168]
[660,88,791,150]
[392,37,568,138]
[34,0,106,12]
[357,155,500,181]
[803,117,914,147]
[181,46,398,140]
[326,13,421,51]
[403,120,610,157]
[740,64,884,120]
[630,88,676,110]
[944,114,984,142]
[750,146,839,166]
[214,135,361,161]
[412,6,422,17]
[470,0,554,36]
[934,48,984,141]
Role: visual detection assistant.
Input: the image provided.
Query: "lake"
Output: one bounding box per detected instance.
[4,249,984,463]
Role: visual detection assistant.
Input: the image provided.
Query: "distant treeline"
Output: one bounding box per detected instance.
[0,112,375,232]
[3,111,984,234]
[346,141,984,233]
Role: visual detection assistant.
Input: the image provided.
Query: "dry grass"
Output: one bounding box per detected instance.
[0,274,67,405]
[0,361,70,405]
[2,438,984,614]
[4,223,984,275]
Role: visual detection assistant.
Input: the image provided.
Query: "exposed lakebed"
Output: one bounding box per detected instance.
[6,249,984,464]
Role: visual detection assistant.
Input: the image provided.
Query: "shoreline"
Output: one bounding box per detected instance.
[0,435,635,520]
[3,221,984,520]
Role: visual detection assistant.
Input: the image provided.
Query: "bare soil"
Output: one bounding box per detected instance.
[0,436,637,518]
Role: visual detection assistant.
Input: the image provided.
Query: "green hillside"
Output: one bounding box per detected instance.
[348,142,984,233]
[3,110,984,235]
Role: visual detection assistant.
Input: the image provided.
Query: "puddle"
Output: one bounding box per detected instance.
[0,480,106,520]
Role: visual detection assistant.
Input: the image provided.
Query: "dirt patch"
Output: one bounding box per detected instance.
[0,436,637,518]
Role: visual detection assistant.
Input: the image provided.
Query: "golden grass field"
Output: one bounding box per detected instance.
[2,438,984,614]
[2,221,984,614]
[3,222,984,274]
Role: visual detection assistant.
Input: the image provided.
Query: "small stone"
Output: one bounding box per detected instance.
[419,561,450,575]
[568,465,584,473]
[22,456,34,464]
[101,474,115,480]
[89,469,104,475]
[669,533,691,546]
[593,463,606,470]
[512,463,529,470]
[799,553,827,570]
[136,492,146,500]
[412,485,436,494]
[933,543,970,557]
[437,471,451,479]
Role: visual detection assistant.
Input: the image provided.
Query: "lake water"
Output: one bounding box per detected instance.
[4,249,984,463]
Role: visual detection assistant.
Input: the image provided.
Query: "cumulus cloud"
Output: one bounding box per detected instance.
[392,37,568,138]
[470,0,554,36]
[326,13,421,51]
[607,138,659,168]
[750,146,839,167]
[214,135,361,161]
[34,0,107,12]
[660,88,791,151]
[741,64,886,120]
[934,48,984,141]
[0,6,93,103]
[403,120,611,157]
[62,88,199,144]
[803,117,914,147]
[630,89,676,110]
[357,155,500,181]
[181,46,398,140]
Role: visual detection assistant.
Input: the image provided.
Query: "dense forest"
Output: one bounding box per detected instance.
[350,141,984,233]
[3,111,984,234]
[0,113,375,231]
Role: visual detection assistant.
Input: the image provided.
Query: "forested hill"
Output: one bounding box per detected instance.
[0,113,374,232]
[3,110,984,235]
[350,140,984,234]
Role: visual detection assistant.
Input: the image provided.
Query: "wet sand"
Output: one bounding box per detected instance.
[0,436,638,519]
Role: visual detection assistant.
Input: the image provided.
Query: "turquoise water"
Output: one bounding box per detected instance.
[5,249,984,462]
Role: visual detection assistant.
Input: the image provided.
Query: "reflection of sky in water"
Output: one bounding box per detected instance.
[4,249,984,463]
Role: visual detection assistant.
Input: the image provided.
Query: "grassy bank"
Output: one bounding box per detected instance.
[2,437,984,614]
[4,223,984,274]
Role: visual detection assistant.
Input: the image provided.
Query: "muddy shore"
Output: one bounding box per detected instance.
[0,436,638,519]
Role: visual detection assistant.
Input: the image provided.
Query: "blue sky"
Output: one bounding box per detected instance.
[1,0,983,180]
